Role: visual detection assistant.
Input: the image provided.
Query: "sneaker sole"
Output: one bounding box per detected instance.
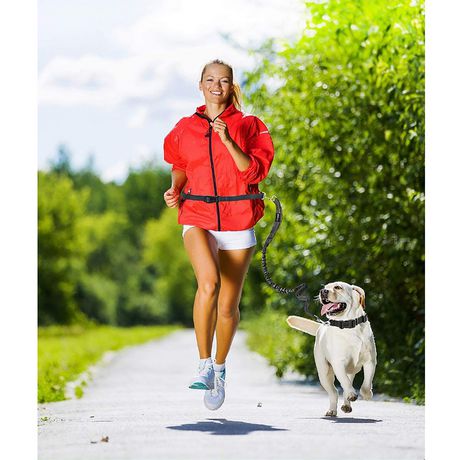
[189,382,211,390]
[204,401,224,410]
[203,392,225,410]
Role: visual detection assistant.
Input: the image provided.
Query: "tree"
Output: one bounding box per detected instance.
[243,0,425,401]
[39,149,177,327]
[121,162,171,243]
[38,172,90,324]
[48,144,73,177]
[142,208,196,325]
[74,211,129,324]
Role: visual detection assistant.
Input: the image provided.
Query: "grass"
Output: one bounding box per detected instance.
[38,323,180,403]
[241,309,318,380]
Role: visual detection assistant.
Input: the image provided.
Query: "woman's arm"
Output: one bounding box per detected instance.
[211,118,250,172]
[212,116,274,183]
[164,169,187,208]
[222,139,251,172]
[172,169,187,191]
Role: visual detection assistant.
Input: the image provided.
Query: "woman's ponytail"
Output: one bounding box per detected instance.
[231,82,242,111]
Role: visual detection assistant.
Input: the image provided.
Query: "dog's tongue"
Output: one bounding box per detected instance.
[321,303,339,316]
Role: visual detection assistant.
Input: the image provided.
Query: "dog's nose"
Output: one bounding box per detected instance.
[320,289,329,301]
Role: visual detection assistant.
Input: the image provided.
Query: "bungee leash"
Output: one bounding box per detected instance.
[260,195,324,323]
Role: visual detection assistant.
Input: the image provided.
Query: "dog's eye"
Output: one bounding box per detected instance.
[334,285,342,290]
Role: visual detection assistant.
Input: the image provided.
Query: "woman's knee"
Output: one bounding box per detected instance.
[197,279,221,299]
[218,302,240,320]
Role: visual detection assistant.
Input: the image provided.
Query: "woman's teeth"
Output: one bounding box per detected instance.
[211,91,222,95]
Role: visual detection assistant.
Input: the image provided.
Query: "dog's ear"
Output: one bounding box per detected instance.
[351,285,366,308]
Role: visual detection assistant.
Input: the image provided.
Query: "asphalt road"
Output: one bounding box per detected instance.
[38,329,424,460]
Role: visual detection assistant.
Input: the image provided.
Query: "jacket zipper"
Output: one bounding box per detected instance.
[195,110,225,231]
[207,123,221,230]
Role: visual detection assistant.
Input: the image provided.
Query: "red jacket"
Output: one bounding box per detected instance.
[164,103,275,231]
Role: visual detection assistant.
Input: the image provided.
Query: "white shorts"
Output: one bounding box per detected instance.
[182,225,257,250]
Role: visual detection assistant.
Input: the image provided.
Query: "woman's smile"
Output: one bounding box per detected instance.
[199,63,233,105]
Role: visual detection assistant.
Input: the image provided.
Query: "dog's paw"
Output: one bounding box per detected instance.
[325,410,337,417]
[360,387,373,400]
[346,390,358,402]
[341,404,353,413]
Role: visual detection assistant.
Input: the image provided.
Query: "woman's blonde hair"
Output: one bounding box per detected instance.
[200,59,242,110]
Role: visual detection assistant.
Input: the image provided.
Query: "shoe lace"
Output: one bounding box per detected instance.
[215,371,225,388]
[198,364,214,377]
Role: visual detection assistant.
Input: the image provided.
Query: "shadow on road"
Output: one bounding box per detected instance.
[166,418,288,436]
[321,417,382,424]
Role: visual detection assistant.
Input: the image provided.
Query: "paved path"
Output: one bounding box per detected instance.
[38,329,424,460]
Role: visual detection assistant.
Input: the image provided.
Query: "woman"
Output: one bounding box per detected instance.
[163,59,274,410]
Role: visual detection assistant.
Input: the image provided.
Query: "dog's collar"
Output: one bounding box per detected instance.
[327,314,368,329]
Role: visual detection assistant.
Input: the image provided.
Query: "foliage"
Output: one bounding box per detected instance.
[73,169,125,215]
[142,208,196,325]
[48,144,73,177]
[75,272,119,325]
[38,324,179,403]
[242,0,425,402]
[122,162,171,242]
[242,310,316,379]
[38,172,90,324]
[39,151,175,326]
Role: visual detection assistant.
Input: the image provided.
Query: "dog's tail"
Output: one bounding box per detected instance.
[286,316,321,336]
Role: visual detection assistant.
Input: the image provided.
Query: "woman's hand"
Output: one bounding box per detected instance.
[163,186,180,208]
[211,117,232,145]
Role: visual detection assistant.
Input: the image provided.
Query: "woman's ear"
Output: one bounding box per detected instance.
[351,285,366,308]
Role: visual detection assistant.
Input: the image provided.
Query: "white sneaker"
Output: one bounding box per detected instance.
[189,359,214,390]
[204,369,226,410]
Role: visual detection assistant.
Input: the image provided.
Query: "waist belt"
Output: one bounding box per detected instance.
[180,192,265,203]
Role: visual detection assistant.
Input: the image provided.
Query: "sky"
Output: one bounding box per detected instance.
[38,0,307,182]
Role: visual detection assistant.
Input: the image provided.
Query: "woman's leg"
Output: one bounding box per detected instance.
[214,246,256,364]
[183,227,220,359]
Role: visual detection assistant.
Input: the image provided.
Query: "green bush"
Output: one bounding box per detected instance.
[76,273,119,324]
[123,162,171,243]
[38,172,90,324]
[243,310,316,379]
[39,154,176,327]
[142,208,196,325]
[242,0,424,402]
